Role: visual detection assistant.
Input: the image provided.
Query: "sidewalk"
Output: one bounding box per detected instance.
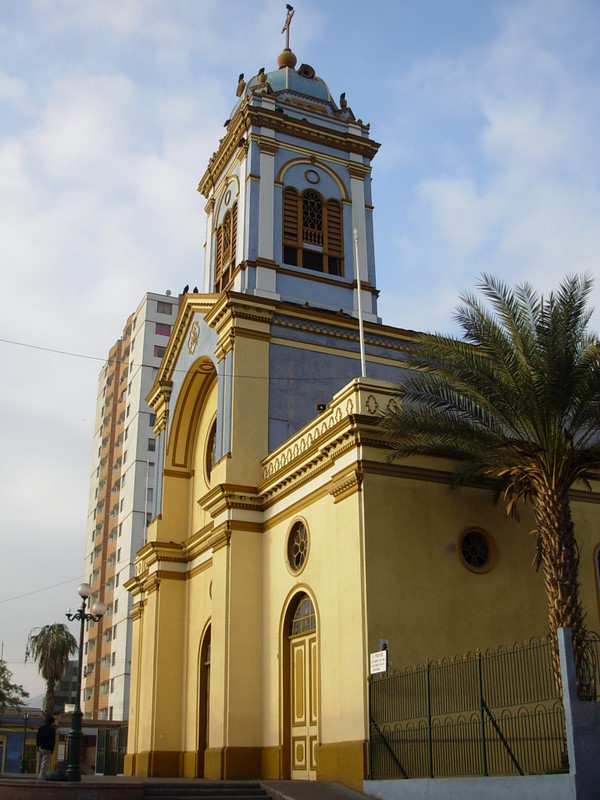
[0,775,368,800]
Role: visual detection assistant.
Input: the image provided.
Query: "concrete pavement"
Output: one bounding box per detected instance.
[0,775,369,800]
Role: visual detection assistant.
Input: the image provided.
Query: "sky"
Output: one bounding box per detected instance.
[1,0,599,700]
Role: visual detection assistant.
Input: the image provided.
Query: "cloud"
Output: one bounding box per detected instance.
[0,73,26,104]
[2,0,599,697]
[377,0,600,333]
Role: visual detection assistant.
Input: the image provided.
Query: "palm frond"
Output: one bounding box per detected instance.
[381,273,600,494]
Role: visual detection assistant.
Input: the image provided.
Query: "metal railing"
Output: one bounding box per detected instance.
[368,634,600,779]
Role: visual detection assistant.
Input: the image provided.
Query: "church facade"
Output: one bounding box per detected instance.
[123,28,600,791]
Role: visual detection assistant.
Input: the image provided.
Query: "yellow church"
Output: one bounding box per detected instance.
[124,16,600,791]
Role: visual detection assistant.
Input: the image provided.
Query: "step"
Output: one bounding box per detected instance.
[143,784,270,799]
[144,796,269,800]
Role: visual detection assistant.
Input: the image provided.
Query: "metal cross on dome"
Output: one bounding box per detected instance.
[281,4,295,50]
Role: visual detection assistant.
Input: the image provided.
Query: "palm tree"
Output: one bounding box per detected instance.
[380,274,600,695]
[26,623,78,715]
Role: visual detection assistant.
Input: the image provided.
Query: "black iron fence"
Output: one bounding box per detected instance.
[368,634,600,779]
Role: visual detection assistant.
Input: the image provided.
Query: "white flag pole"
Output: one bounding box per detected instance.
[353,228,367,379]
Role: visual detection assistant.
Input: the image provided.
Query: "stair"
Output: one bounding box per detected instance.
[143,782,271,799]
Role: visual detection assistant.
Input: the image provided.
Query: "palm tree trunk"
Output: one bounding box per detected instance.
[43,682,56,717]
[534,485,588,697]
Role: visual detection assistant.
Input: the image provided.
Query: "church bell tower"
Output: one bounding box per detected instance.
[198,13,380,321]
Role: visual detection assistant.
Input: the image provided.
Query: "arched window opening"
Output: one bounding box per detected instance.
[302,191,323,245]
[205,419,217,482]
[214,202,238,292]
[282,187,344,276]
[290,593,316,637]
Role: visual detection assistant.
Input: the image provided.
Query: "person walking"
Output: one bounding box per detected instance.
[36,715,56,780]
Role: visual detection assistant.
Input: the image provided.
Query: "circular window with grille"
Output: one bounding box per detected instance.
[458,529,496,573]
[286,520,309,574]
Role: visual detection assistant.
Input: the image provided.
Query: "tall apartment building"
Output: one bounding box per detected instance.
[82,291,179,721]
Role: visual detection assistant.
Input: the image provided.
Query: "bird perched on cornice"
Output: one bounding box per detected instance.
[236,73,246,97]
[340,92,347,109]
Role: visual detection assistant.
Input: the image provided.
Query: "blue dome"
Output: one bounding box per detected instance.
[230,60,335,119]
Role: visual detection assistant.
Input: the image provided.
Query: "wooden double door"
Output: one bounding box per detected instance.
[289,595,318,780]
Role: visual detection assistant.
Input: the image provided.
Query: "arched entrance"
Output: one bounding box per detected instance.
[286,593,318,780]
[197,625,211,776]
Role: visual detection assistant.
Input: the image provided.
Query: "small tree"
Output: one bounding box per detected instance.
[0,660,29,711]
[380,274,600,695]
[26,623,77,715]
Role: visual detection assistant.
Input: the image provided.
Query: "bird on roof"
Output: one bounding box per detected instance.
[193,286,198,293]
[257,67,267,84]
[182,285,189,294]
[236,73,246,97]
[340,92,347,109]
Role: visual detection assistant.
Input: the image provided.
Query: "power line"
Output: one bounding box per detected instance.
[0,577,83,605]
[0,338,108,364]
[0,336,371,381]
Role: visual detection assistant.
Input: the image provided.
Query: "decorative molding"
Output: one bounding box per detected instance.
[258,139,278,156]
[188,559,213,580]
[347,163,370,180]
[261,474,339,530]
[330,469,364,503]
[200,484,264,518]
[274,266,354,289]
[188,320,200,355]
[262,404,345,480]
[254,257,278,270]
[144,574,161,595]
[271,313,417,354]
[163,467,193,479]
[198,104,379,198]
[204,292,275,335]
[365,394,379,414]
[247,108,379,161]
[154,569,187,582]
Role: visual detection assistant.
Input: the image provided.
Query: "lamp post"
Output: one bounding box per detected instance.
[19,712,28,773]
[65,583,106,782]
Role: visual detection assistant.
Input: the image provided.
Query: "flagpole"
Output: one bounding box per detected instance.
[353,228,367,379]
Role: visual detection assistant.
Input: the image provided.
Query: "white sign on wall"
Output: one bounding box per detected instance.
[370,649,388,675]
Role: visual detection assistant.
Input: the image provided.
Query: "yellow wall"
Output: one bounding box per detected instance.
[362,462,600,669]
[126,310,600,791]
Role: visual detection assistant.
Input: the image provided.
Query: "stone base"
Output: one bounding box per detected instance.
[315,740,367,791]
[204,746,262,779]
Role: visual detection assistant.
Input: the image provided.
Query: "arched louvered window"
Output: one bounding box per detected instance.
[214,201,237,292]
[282,187,344,276]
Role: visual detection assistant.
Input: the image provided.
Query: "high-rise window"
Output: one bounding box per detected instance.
[155,323,171,336]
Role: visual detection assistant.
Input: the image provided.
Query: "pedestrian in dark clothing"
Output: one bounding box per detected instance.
[36,715,56,779]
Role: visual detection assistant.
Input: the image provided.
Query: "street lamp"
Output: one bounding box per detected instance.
[65,582,106,782]
[20,712,29,773]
